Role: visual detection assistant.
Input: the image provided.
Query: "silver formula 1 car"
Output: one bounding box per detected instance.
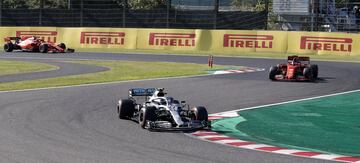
[117,88,209,131]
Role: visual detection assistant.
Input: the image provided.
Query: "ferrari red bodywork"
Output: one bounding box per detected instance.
[269,56,318,82]
[3,36,74,53]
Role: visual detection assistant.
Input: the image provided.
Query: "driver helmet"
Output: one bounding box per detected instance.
[291,57,299,65]
[156,89,165,97]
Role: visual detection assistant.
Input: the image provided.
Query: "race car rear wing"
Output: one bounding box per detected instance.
[4,37,21,42]
[287,55,310,61]
[129,88,156,97]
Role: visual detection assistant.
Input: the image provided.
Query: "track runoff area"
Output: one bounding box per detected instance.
[191,89,360,162]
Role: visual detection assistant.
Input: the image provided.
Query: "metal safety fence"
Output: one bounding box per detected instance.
[0,0,268,30]
[0,0,359,33]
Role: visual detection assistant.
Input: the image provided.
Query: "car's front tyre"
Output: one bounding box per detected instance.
[58,43,66,50]
[190,106,208,122]
[118,99,135,119]
[310,64,318,79]
[269,66,279,80]
[139,106,156,129]
[303,67,314,81]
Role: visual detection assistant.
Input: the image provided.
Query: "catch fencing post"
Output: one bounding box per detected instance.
[265,0,269,30]
[80,0,83,27]
[166,0,171,28]
[122,0,127,28]
[213,0,219,29]
[0,0,2,26]
[39,0,43,26]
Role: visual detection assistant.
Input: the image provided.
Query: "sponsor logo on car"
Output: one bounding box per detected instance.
[80,32,125,45]
[300,36,352,52]
[223,34,273,48]
[16,31,57,42]
[149,33,195,46]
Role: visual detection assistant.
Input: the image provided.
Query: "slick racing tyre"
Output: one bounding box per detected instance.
[191,106,208,122]
[303,67,314,81]
[139,106,156,129]
[58,43,66,50]
[39,44,49,53]
[310,64,318,79]
[118,99,135,119]
[4,43,14,52]
[269,66,279,80]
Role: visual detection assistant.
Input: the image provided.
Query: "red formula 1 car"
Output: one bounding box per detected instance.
[269,55,318,82]
[3,36,75,53]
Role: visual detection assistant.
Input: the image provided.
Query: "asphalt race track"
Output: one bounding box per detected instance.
[0,52,359,163]
[0,59,109,83]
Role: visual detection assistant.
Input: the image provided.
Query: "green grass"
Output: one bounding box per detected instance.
[78,48,360,62]
[212,91,360,156]
[0,60,58,76]
[0,60,226,91]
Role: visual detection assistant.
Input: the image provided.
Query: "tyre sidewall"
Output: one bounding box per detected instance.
[303,67,314,81]
[118,99,135,119]
[4,43,13,52]
[310,64,318,79]
[269,66,278,80]
[39,44,48,53]
[139,107,157,128]
[191,106,208,121]
[58,43,66,49]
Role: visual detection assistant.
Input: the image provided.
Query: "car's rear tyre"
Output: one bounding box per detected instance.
[4,43,14,52]
[269,66,279,80]
[58,43,66,50]
[190,106,208,121]
[39,44,48,53]
[118,99,135,119]
[310,64,318,79]
[303,67,314,81]
[139,106,157,128]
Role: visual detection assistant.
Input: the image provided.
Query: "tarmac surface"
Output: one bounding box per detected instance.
[0,52,359,163]
[0,59,108,83]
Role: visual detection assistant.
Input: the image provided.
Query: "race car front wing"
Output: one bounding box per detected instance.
[146,120,210,131]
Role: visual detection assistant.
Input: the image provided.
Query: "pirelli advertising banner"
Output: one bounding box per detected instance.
[136,29,202,51]
[62,27,138,49]
[0,27,359,56]
[210,30,288,53]
[287,31,360,55]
